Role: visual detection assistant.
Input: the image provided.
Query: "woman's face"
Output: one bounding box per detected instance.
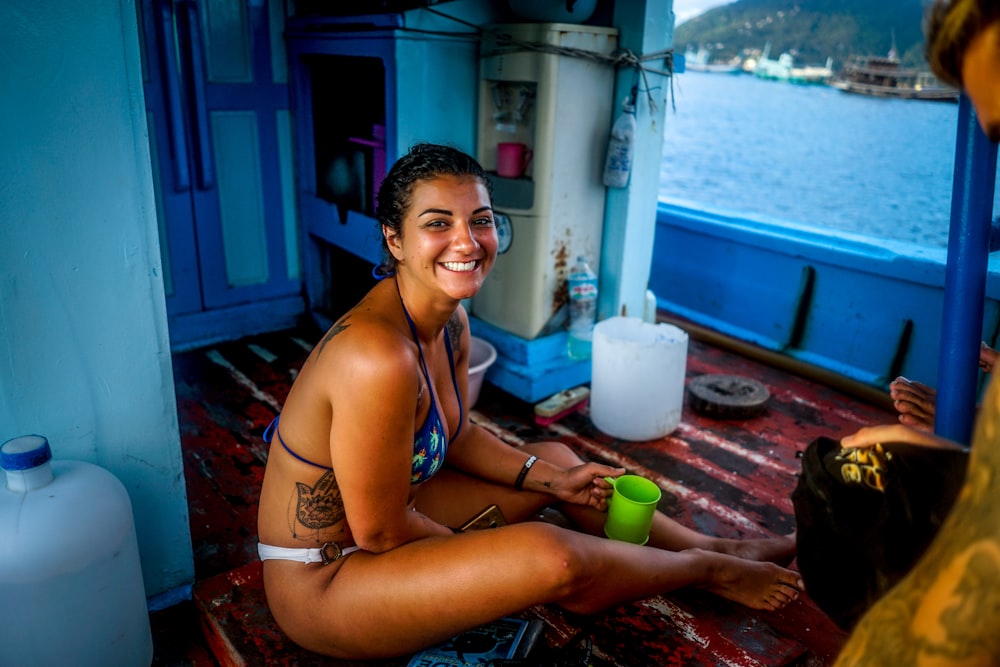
[387,174,498,301]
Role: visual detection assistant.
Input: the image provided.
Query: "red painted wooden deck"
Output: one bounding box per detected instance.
[151,318,897,666]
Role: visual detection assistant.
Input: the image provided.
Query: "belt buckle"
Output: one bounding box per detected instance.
[320,541,345,565]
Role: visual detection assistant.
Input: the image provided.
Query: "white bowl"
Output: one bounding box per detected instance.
[468,337,497,408]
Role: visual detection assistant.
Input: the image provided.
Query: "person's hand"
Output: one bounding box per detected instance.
[841,423,963,451]
[889,376,937,432]
[549,464,625,511]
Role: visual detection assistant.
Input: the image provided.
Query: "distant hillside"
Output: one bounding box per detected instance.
[674,0,930,68]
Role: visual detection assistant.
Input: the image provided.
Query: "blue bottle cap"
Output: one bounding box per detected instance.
[1,434,53,471]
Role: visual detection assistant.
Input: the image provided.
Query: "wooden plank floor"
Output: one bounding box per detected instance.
[151,318,898,666]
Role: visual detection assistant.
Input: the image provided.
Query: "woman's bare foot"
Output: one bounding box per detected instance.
[716,533,797,567]
[700,551,803,611]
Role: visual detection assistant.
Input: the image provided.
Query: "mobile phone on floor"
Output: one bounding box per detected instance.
[460,504,506,531]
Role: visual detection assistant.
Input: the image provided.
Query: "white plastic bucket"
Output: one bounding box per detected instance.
[590,317,689,441]
[468,336,497,408]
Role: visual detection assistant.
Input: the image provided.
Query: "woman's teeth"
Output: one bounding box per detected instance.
[443,261,476,272]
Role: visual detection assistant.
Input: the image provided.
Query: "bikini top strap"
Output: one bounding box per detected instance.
[442,329,464,439]
[399,297,434,392]
[397,287,464,433]
[263,416,279,443]
[262,415,332,470]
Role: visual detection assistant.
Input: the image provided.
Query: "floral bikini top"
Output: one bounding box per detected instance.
[264,300,463,484]
[399,298,463,481]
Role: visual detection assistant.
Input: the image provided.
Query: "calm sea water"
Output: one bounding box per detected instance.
[658,71,997,249]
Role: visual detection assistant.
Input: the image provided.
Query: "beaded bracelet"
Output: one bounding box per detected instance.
[514,455,538,491]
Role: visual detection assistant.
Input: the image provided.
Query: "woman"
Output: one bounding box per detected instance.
[256,143,803,659]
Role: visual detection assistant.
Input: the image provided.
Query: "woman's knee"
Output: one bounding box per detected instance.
[517,523,598,599]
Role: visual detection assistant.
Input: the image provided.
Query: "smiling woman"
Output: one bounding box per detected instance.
[255,142,804,661]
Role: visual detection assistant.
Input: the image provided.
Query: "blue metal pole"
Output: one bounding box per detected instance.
[935,95,998,445]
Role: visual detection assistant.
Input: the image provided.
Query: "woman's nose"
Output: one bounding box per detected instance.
[452,221,480,249]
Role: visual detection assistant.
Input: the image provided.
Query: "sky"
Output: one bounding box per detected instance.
[673,0,733,24]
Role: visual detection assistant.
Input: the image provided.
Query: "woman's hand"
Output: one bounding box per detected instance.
[841,423,963,451]
[548,464,625,511]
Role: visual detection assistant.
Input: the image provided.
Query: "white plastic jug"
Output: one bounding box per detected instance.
[0,435,153,666]
[590,317,689,441]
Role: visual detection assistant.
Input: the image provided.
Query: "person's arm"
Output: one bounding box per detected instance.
[841,423,965,451]
[446,422,622,510]
[326,327,451,553]
[444,307,621,508]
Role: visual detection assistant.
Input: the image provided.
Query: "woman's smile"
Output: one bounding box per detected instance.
[441,260,479,272]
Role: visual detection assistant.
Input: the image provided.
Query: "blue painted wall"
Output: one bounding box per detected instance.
[0,0,193,600]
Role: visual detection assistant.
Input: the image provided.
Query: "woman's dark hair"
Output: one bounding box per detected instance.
[925,0,1000,89]
[374,143,492,277]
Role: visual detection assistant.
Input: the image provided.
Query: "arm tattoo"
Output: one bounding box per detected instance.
[922,543,1000,658]
[291,470,345,533]
[446,313,464,354]
[315,318,349,359]
[837,542,1000,665]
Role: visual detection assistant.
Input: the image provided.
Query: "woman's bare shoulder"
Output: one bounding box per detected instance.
[296,297,415,397]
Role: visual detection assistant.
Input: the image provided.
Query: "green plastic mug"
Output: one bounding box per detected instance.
[603,474,661,545]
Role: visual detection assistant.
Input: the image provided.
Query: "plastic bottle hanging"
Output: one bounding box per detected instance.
[603,94,637,188]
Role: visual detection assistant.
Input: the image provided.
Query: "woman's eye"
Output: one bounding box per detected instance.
[473,217,495,227]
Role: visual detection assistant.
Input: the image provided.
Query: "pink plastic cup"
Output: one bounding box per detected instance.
[496,142,533,178]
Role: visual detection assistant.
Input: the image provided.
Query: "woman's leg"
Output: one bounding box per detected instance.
[427,440,795,565]
[264,520,802,660]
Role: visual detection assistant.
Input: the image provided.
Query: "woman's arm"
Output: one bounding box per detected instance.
[446,423,622,510]
[445,306,621,508]
[326,327,451,553]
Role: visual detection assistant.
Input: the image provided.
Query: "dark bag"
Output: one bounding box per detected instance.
[791,436,968,631]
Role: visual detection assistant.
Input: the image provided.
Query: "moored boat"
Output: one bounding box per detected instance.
[754,42,833,85]
[830,54,958,101]
[683,47,743,74]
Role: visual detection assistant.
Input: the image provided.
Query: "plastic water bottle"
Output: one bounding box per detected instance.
[567,255,598,360]
[603,97,636,188]
[0,434,153,666]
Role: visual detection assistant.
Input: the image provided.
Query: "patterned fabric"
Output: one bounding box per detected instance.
[400,297,463,483]
[793,436,968,630]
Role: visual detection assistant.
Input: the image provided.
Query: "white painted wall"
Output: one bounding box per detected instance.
[0,0,194,599]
